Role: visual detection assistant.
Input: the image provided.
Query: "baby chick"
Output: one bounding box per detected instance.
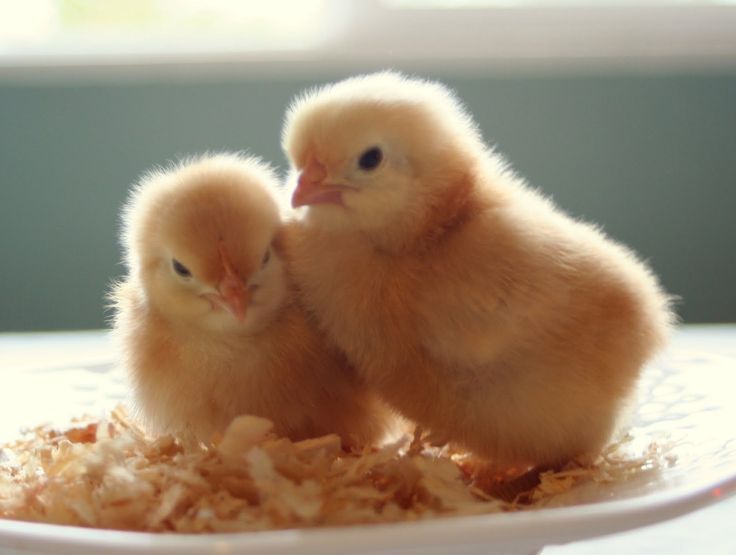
[280,72,674,469]
[111,153,391,446]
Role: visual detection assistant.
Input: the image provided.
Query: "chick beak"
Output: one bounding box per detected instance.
[215,245,249,321]
[292,158,344,208]
[217,272,248,321]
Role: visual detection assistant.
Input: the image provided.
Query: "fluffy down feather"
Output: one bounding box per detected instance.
[280,72,674,468]
[111,153,392,446]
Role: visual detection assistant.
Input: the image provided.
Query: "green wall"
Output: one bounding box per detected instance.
[1,70,734,331]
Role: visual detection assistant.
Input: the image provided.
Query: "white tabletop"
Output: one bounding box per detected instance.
[1,325,734,555]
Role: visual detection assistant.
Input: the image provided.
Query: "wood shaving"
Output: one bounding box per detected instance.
[0,407,668,533]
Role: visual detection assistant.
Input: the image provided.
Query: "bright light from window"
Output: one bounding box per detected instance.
[1,0,734,72]
[0,0,333,52]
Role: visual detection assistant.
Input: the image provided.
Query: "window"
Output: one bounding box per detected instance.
[1,0,735,76]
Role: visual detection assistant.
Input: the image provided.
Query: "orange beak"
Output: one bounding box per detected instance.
[211,243,248,321]
[292,158,347,208]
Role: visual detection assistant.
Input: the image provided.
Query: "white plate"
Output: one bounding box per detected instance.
[1,350,735,555]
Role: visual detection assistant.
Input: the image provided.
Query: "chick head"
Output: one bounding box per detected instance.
[123,154,287,333]
[282,71,485,239]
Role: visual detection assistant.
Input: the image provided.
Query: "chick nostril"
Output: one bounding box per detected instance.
[303,158,327,184]
[219,276,245,298]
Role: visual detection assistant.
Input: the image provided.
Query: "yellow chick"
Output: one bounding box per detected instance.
[280,72,674,468]
[111,153,391,446]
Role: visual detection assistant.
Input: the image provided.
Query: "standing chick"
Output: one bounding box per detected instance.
[111,153,390,446]
[280,72,673,468]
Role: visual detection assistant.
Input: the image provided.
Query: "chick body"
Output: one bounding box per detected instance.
[281,73,673,467]
[112,154,390,445]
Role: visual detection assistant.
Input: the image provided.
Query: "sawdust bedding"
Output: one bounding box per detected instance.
[0,406,668,533]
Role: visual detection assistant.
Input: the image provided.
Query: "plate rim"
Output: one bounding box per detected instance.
[1,469,734,554]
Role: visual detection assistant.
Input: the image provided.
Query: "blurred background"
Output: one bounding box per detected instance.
[0,0,734,331]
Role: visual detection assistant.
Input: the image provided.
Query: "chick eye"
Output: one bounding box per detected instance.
[261,249,271,267]
[358,146,383,171]
[172,259,192,278]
